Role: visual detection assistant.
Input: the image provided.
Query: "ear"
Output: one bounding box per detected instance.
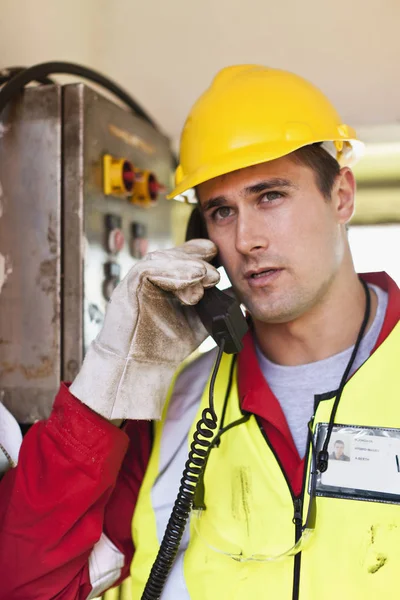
[185,207,209,241]
[332,167,356,224]
[185,207,221,267]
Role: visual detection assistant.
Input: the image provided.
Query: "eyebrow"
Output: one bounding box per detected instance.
[201,178,297,212]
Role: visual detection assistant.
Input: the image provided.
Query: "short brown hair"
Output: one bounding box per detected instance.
[290,143,341,199]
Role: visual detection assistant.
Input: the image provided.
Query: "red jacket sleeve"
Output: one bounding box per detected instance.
[102,419,153,587]
[0,384,150,600]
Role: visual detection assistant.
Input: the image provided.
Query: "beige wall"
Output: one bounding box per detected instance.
[1,0,400,146]
[0,1,102,69]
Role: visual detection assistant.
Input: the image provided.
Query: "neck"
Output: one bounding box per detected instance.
[253,266,377,367]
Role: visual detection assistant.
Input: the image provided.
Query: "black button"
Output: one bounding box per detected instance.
[105,213,122,231]
[104,261,121,279]
[131,221,147,239]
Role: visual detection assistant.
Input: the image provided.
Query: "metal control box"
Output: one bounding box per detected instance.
[0,83,175,422]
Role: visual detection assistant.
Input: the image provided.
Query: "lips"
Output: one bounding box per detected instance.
[245,267,280,280]
[244,267,283,287]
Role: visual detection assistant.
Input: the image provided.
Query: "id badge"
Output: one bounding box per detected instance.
[313,423,400,504]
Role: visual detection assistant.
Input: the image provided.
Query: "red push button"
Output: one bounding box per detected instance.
[108,228,125,254]
[131,170,166,207]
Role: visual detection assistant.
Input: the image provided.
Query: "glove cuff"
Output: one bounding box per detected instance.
[70,342,178,420]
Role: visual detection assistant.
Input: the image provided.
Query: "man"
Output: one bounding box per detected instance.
[0,65,398,600]
[330,439,350,461]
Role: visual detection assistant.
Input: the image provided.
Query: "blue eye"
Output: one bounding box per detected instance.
[211,206,233,222]
[263,191,283,202]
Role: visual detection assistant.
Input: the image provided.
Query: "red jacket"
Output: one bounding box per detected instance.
[0,273,398,599]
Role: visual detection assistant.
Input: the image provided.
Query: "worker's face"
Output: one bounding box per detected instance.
[197,155,355,324]
[334,442,345,458]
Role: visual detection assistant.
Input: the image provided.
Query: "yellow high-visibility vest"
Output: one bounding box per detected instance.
[131,323,400,599]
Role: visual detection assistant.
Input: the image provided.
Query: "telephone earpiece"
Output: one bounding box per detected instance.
[185,207,247,353]
[185,207,221,268]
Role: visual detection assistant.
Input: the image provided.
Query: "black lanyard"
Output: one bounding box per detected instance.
[317,278,371,472]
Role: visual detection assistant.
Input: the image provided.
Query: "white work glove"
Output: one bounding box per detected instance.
[70,239,220,420]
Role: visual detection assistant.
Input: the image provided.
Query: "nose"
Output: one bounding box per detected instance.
[234,207,269,256]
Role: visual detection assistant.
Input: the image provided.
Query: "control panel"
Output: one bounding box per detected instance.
[63,84,176,385]
[0,82,176,423]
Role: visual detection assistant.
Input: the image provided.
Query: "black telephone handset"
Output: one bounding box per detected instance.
[185,207,248,353]
[195,286,248,354]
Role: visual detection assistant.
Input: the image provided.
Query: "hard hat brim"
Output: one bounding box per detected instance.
[168,137,364,201]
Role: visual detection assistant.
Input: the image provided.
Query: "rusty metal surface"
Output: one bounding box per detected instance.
[62,85,85,383]
[0,83,175,422]
[0,86,62,422]
[62,84,175,376]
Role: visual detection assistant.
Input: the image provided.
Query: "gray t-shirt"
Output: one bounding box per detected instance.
[256,284,388,458]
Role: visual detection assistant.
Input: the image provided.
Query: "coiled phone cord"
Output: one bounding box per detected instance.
[141,340,225,600]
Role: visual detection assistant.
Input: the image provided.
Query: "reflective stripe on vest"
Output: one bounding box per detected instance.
[131,323,400,600]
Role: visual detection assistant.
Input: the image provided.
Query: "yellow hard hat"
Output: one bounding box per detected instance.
[168,65,364,201]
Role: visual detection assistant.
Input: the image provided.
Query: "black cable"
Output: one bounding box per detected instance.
[300,420,319,530]
[0,61,157,128]
[208,411,251,453]
[193,355,249,510]
[317,279,371,472]
[207,340,225,415]
[141,340,226,600]
[0,66,55,86]
[193,410,251,511]
[218,354,237,432]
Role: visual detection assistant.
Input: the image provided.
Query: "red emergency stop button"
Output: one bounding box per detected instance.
[131,169,166,207]
[122,162,135,192]
[148,174,163,200]
[103,154,136,197]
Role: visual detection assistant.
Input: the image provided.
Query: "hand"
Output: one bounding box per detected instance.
[70,239,220,420]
